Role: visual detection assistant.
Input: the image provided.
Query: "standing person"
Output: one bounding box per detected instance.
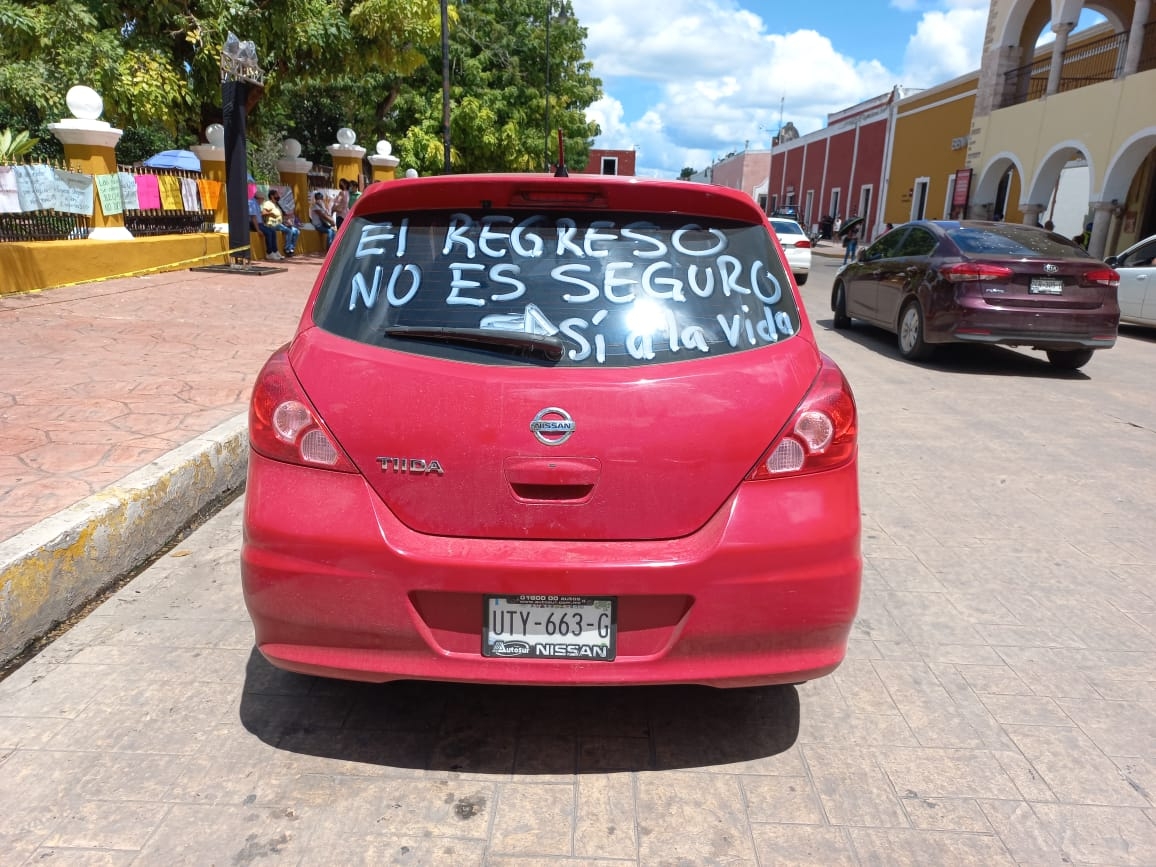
[262,189,299,258]
[310,191,336,251]
[347,179,362,211]
[332,179,349,229]
[833,215,843,236]
[842,220,861,266]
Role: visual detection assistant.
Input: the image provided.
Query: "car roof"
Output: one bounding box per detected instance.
[354,174,769,224]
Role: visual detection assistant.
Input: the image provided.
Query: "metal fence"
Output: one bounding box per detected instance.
[1001,23,1154,108]
[119,165,215,236]
[0,158,90,242]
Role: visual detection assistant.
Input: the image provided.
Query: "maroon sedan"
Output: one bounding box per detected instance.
[831,221,1120,369]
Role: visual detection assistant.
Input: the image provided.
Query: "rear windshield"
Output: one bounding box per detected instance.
[312,209,801,367]
[947,225,1091,258]
[771,220,803,236]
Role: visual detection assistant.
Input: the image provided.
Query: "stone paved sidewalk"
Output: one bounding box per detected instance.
[0,259,318,544]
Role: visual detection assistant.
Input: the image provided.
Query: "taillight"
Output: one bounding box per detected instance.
[1083,268,1119,289]
[249,349,357,472]
[940,262,1014,282]
[794,239,812,249]
[747,355,857,480]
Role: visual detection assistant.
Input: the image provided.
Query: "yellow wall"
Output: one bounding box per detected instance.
[885,77,978,226]
[978,66,1156,205]
[0,234,232,295]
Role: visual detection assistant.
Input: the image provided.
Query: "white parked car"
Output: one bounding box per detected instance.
[770,218,812,286]
[1107,234,1156,327]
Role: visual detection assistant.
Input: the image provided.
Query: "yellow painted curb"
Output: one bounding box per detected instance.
[0,414,249,665]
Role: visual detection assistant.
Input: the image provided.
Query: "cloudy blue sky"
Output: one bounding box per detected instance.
[570,0,1104,178]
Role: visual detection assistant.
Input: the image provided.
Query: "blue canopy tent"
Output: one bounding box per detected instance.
[142,150,202,171]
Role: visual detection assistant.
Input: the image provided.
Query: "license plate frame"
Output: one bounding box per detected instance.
[483,595,617,661]
[1029,277,1064,295]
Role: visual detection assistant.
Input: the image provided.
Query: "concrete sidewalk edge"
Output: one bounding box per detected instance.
[0,413,249,666]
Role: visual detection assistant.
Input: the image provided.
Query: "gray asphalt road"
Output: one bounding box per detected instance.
[2,255,1154,865]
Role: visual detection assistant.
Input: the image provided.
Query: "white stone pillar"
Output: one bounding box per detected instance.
[190,124,228,232]
[1021,204,1045,226]
[47,86,132,240]
[1087,201,1115,259]
[1046,22,1075,96]
[275,138,313,225]
[367,140,400,183]
[1124,0,1152,76]
[327,128,367,185]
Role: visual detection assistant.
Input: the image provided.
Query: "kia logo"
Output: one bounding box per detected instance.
[1044,263,1058,274]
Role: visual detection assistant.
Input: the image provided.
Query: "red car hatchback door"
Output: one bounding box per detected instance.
[290,328,817,541]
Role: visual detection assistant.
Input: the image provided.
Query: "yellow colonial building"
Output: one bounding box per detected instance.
[966,0,1156,257]
[882,73,983,228]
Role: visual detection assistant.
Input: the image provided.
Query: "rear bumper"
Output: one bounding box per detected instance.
[938,297,1119,349]
[241,452,861,688]
[784,248,812,276]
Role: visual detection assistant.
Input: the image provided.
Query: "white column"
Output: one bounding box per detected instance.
[1021,204,1045,226]
[1087,201,1115,259]
[1046,22,1075,96]
[1124,0,1152,76]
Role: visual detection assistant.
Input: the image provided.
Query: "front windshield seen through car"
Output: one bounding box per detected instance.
[312,209,801,367]
[948,225,1090,258]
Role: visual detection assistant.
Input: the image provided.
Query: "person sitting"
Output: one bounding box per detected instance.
[310,191,336,250]
[261,189,299,258]
[250,191,280,260]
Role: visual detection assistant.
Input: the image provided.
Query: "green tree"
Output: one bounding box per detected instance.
[0,0,445,141]
[390,0,602,175]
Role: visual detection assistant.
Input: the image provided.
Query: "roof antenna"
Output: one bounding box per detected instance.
[554,129,569,177]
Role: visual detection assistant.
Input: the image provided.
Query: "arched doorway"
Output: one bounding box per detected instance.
[1102,129,1156,254]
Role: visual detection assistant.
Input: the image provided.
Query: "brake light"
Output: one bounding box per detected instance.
[794,239,812,249]
[747,355,857,480]
[249,349,357,472]
[1083,268,1119,289]
[940,262,1014,282]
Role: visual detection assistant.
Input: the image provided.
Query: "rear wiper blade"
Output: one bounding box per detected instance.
[384,325,565,362]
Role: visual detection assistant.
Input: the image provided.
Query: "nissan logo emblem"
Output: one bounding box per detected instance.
[530,407,575,446]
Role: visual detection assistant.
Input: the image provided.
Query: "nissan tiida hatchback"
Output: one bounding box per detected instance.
[241,174,861,688]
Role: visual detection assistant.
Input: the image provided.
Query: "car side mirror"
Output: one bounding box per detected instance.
[1104,255,1118,267]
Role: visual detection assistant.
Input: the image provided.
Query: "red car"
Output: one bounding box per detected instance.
[242,174,860,688]
[832,221,1120,369]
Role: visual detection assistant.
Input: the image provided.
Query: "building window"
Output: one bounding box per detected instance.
[911,177,930,221]
[758,194,768,212]
[770,194,779,213]
[830,188,842,220]
[600,156,619,175]
[804,190,814,230]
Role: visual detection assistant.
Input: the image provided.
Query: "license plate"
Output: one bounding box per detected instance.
[1030,278,1063,294]
[483,595,616,661]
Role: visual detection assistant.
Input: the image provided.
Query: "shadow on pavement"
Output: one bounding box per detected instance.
[239,648,800,774]
[816,317,1095,379]
[1119,323,1156,344]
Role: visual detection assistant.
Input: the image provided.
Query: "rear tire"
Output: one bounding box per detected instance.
[1045,348,1095,370]
[897,300,933,361]
[795,272,808,286]
[832,283,851,330]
